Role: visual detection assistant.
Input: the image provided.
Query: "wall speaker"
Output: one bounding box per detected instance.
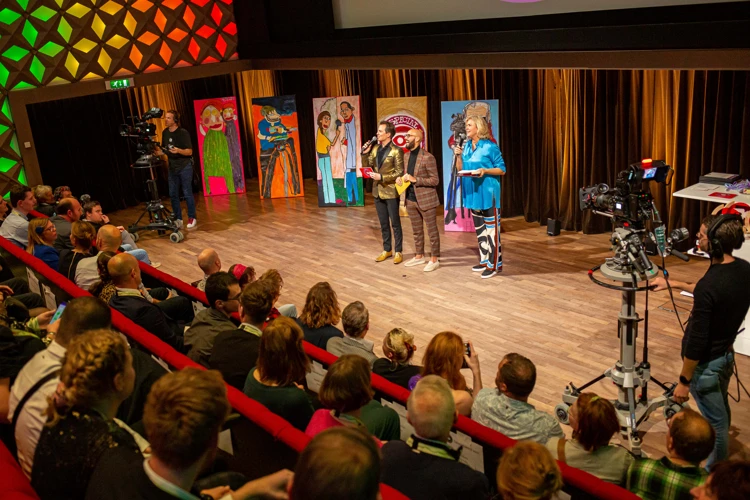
[547,218,561,236]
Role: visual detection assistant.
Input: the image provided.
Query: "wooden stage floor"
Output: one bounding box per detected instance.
[109,178,750,460]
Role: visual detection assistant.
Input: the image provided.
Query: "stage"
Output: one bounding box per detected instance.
[110,178,750,460]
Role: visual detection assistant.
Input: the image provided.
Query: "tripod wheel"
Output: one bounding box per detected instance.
[169,231,184,244]
[554,403,570,425]
[131,232,140,243]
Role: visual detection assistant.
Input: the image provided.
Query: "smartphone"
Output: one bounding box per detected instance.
[50,302,66,324]
[464,342,471,357]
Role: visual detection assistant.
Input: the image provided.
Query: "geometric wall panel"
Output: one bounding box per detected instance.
[0,0,239,192]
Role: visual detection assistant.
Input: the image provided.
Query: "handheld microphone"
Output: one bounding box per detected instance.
[361,136,377,153]
[457,133,467,147]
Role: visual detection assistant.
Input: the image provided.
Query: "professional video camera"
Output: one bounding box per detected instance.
[120,107,164,168]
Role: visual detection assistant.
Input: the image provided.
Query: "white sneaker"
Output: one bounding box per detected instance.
[404,257,426,267]
[424,260,440,272]
[150,262,162,269]
[187,218,197,230]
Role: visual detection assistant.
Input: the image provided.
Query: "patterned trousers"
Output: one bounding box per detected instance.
[406,200,440,257]
[472,208,502,270]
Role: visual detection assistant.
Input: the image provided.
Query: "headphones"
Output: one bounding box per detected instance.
[706,213,743,260]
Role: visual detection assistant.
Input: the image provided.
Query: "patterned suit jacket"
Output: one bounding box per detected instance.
[362,142,404,200]
[404,148,440,211]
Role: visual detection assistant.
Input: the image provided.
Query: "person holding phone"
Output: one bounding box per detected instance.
[453,116,506,279]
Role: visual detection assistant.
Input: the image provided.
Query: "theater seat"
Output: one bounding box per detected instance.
[0,440,39,499]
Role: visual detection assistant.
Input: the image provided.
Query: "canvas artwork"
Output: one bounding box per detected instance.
[312,96,364,207]
[376,97,428,151]
[251,95,304,199]
[440,100,500,232]
[194,96,246,196]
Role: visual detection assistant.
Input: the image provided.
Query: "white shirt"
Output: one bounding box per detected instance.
[75,251,102,290]
[8,341,67,478]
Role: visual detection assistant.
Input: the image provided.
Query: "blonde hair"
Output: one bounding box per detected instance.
[382,328,416,366]
[497,441,563,500]
[46,329,129,425]
[26,218,53,254]
[71,220,97,250]
[466,116,491,140]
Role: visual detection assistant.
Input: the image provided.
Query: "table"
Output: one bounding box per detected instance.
[673,183,750,355]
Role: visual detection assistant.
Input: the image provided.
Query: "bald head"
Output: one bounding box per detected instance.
[409,128,423,143]
[96,225,122,252]
[108,253,140,288]
[197,248,221,275]
[57,197,82,222]
[668,409,716,464]
[407,375,457,441]
[405,128,423,152]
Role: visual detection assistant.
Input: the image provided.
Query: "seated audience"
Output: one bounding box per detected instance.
[33,185,56,217]
[243,316,315,430]
[409,331,481,416]
[260,268,297,323]
[546,392,634,484]
[185,272,240,366]
[627,409,714,500]
[0,196,8,223]
[107,253,186,352]
[229,263,256,288]
[211,280,273,389]
[86,368,292,500]
[296,281,343,349]
[472,353,563,443]
[290,427,380,500]
[381,375,489,500]
[496,441,563,500]
[327,301,377,365]
[306,354,400,441]
[26,218,60,270]
[372,328,421,389]
[31,330,142,500]
[690,460,750,500]
[54,185,72,201]
[0,185,36,248]
[196,248,222,291]
[8,297,113,477]
[58,220,96,281]
[83,200,140,251]
[89,251,118,303]
[50,196,83,260]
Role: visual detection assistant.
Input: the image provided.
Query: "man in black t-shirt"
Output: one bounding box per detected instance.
[157,110,197,230]
[651,213,750,467]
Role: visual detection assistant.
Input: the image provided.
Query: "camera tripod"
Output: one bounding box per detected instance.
[555,229,683,456]
[127,164,184,244]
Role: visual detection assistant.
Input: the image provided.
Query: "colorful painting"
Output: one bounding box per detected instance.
[194,96,246,196]
[312,96,364,207]
[376,97,428,151]
[441,100,500,232]
[251,95,304,199]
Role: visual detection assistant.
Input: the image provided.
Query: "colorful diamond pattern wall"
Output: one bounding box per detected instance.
[0,0,238,190]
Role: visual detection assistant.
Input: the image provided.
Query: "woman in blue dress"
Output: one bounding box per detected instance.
[26,218,60,271]
[453,116,506,279]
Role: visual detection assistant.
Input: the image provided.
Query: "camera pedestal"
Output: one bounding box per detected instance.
[127,165,184,244]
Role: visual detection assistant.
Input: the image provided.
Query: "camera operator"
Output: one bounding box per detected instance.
[156,110,197,230]
[651,214,750,467]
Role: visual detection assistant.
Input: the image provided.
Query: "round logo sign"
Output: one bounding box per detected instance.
[383,114,426,151]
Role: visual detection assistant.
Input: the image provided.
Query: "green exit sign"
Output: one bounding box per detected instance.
[105,77,134,91]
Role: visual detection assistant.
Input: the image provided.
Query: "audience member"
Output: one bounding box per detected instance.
[196,248,221,291]
[211,280,273,390]
[229,263,256,288]
[290,427,380,500]
[185,272,240,366]
[50,196,83,259]
[296,281,343,349]
[58,220,96,281]
[408,331,481,416]
[690,460,750,500]
[306,354,400,441]
[243,317,315,430]
[53,185,72,201]
[0,196,8,224]
[31,330,142,500]
[627,409,714,500]
[472,353,563,443]
[381,375,489,500]
[107,253,186,352]
[89,251,118,303]
[26,218,60,270]
[546,393,634,484]
[86,368,292,500]
[327,301,377,365]
[259,268,297,323]
[372,328,421,389]
[83,200,140,250]
[0,185,36,248]
[496,441,564,500]
[33,185,56,217]
[8,297,112,477]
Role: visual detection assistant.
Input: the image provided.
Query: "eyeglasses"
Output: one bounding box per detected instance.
[44,226,56,233]
[226,292,242,302]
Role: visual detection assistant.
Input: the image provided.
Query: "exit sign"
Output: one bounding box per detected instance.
[105,77,134,91]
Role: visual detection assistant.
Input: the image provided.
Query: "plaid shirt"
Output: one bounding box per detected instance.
[627,456,708,500]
